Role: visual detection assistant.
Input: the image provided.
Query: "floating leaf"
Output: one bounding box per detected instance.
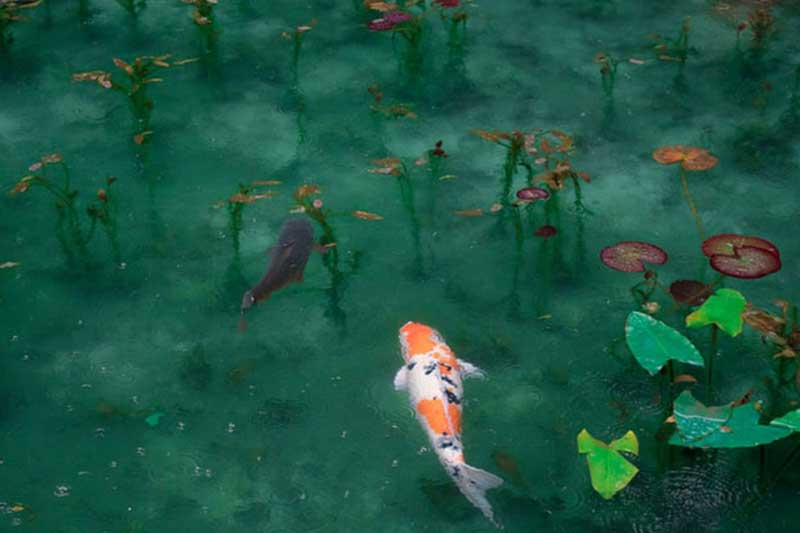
[708,246,781,279]
[669,391,791,448]
[577,429,639,500]
[701,233,780,259]
[652,146,718,171]
[770,408,800,431]
[625,311,704,375]
[669,280,711,305]
[352,210,383,220]
[600,241,668,273]
[686,288,746,337]
[669,390,732,443]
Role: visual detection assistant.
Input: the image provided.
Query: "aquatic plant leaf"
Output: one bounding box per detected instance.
[470,129,510,142]
[669,392,791,448]
[516,187,550,201]
[600,241,668,273]
[454,209,483,217]
[625,311,704,375]
[701,233,780,259]
[577,429,639,500]
[9,176,35,195]
[770,409,800,431]
[685,288,746,337]
[145,412,164,427]
[742,305,785,336]
[670,391,732,443]
[652,146,718,171]
[533,225,557,239]
[669,280,711,305]
[709,246,781,279]
[352,210,383,220]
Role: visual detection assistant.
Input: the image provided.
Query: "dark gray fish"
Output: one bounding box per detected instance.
[238,218,322,331]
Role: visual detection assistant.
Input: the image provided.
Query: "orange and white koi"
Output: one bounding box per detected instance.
[394,321,503,525]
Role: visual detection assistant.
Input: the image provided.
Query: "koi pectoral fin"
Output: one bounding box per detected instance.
[458,360,486,379]
[393,366,408,391]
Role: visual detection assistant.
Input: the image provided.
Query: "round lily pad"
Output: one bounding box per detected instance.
[701,233,780,259]
[669,280,711,305]
[709,245,782,279]
[652,146,718,171]
[600,241,668,273]
[516,187,550,201]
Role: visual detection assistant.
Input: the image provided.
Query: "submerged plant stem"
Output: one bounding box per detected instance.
[680,167,704,241]
[707,325,718,402]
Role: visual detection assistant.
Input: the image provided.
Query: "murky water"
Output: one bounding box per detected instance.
[1,1,799,531]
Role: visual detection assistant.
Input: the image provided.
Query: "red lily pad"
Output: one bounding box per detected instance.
[709,246,782,279]
[669,280,711,305]
[534,225,557,238]
[601,241,668,273]
[516,187,550,201]
[701,234,779,259]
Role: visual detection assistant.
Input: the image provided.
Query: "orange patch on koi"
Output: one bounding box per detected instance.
[448,402,462,434]
[417,399,450,435]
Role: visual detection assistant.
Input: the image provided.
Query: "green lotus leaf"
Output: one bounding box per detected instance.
[685,288,746,337]
[577,429,639,499]
[625,311,704,375]
[669,392,791,448]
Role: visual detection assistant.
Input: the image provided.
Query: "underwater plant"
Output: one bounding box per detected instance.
[367,83,418,119]
[594,52,620,99]
[652,16,693,65]
[281,20,315,68]
[577,429,639,500]
[182,0,216,26]
[747,5,774,48]
[8,154,120,263]
[73,54,197,143]
[0,0,41,48]
[224,181,279,255]
[115,0,146,16]
[652,145,718,241]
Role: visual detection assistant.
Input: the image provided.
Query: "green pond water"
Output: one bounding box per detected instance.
[2,0,800,531]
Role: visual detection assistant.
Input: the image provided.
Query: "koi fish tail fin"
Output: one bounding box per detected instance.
[455,463,504,527]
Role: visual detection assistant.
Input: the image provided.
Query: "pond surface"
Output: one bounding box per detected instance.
[2,1,800,531]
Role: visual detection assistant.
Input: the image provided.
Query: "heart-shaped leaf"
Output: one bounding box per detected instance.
[625,312,704,375]
[577,429,639,499]
[685,288,746,337]
[669,392,791,448]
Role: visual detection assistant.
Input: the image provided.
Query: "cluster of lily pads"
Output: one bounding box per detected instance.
[582,217,796,499]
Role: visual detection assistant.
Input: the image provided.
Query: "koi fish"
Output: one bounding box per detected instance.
[239,218,323,331]
[394,321,503,526]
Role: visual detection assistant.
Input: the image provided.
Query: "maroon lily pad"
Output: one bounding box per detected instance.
[709,246,782,279]
[516,187,550,201]
[669,280,711,305]
[600,241,668,273]
[701,233,780,259]
[533,225,557,238]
